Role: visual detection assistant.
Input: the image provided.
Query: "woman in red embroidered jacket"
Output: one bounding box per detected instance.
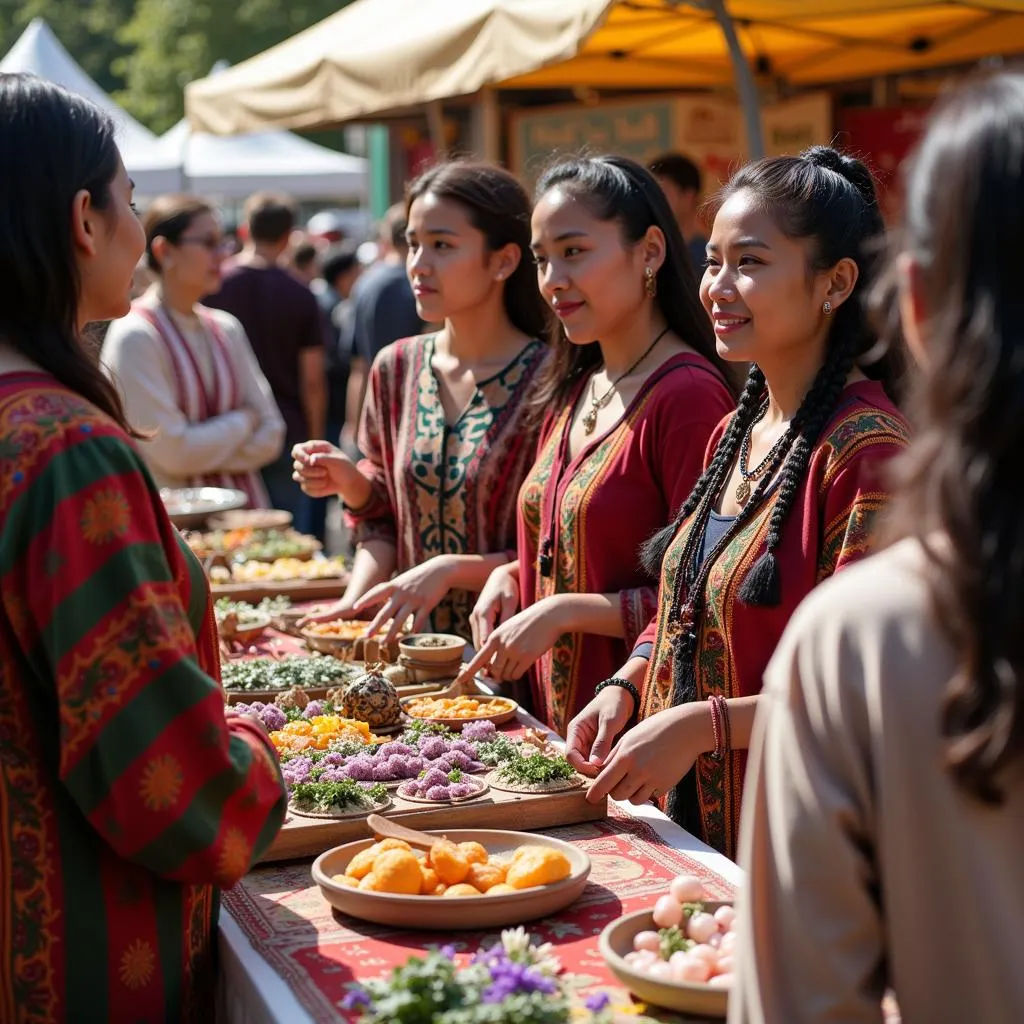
[0,75,287,1023]
[101,194,285,508]
[568,147,910,858]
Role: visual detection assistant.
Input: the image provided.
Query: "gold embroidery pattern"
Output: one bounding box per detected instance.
[119,939,156,990]
[139,754,184,811]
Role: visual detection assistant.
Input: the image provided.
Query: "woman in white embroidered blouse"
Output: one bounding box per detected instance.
[101,195,284,506]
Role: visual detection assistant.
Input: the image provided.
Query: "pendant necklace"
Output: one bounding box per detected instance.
[581,327,669,435]
[736,400,790,505]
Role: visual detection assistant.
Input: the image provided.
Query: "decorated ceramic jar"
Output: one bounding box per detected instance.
[340,664,401,727]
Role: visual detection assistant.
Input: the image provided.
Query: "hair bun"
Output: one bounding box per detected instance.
[803,145,878,208]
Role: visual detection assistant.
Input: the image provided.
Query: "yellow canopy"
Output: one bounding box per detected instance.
[186,0,1024,134]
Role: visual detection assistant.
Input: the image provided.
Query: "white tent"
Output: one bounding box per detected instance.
[0,18,181,194]
[157,117,368,202]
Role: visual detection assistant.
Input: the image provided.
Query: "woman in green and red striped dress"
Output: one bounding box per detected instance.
[0,75,287,1022]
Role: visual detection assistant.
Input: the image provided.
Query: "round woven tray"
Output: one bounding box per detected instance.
[288,794,393,820]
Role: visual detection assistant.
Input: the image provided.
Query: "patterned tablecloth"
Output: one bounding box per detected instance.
[220,611,741,1022]
[220,803,738,1024]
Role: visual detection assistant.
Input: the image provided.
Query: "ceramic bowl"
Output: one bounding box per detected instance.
[312,828,590,929]
[399,694,519,730]
[599,905,733,1017]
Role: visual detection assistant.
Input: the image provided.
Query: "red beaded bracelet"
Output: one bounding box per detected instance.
[707,694,730,759]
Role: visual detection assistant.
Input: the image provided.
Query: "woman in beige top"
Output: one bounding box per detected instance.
[102,195,284,506]
[732,73,1024,1024]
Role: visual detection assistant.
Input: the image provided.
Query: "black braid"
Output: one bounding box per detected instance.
[738,337,859,606]
[640,366,766,575]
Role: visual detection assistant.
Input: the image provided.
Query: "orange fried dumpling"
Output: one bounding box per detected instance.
[358,872,383,891]
[330,873,359,889]
[420,867,441,895]
[465,861,506,892]
[371,849,423,895]
[346,843,383,880]
[442,883,482,898]
[484,883,518,896]
[505,846,572,889]
[429,838,470,885]
[457,841,489,865]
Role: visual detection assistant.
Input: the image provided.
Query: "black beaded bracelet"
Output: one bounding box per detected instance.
[594,677,641,707]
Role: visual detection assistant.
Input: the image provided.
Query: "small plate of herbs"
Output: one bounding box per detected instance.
[289,777,392,819]
[487,752,583,794]
[222,654,360,696]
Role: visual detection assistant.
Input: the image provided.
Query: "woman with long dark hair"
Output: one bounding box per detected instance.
[459,155,735,734]
[732,74,1024,1024]
[570,146,910,857]
[0,74,286,1019]
[294,161,550,641]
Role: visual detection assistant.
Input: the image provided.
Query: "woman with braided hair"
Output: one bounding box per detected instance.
[569,145,910,857]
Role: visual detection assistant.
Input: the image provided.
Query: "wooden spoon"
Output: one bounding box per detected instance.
[365,813,445,851]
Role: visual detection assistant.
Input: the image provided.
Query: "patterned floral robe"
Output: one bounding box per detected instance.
[636,380,911,858]
[0,372,287,1023]
[345,334,547,640]
[519,354,735,735]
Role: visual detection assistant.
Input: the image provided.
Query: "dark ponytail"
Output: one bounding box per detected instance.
[644,145,901,607]
[0,73,139,436]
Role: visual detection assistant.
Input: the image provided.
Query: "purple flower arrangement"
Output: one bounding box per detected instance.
[337,930,615,1023]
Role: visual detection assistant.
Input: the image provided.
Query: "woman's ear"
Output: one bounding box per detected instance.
[641,224,667,275]
[822,255,860,313]
[150,235,170,270]
[70,188,98,257]
[490,241,521,282]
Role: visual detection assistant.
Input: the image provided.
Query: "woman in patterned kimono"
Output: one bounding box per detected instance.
[293,162,550,641]
[102,194,285,508]
[459,156,736,735]
[571,146,911,858]
[0,75,287,1022]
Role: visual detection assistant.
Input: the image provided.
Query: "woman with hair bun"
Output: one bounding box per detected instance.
[733,74,1024,1024]
[571,145,910,858]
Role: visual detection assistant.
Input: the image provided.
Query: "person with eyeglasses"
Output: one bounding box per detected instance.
[101,194,285,506]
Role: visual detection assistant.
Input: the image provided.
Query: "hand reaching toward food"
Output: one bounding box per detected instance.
[470,560,521,649]
[457,595,569,686]
[565,684,637,777]
[586,702,713,806]
[350,556,458,642]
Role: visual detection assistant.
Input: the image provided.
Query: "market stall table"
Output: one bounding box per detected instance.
[217,704,743,1024]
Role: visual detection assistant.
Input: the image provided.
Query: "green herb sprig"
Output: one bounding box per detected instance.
[495,753,576,785]
[290,779,387,813]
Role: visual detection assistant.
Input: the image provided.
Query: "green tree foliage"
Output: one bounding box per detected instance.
[0,0,352,133]
[0,0,135,94]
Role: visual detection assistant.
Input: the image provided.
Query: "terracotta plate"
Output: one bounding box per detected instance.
[395,778,490,805]
[312,828,590,929]
[599,906,732,1018]
[400,695,519,731]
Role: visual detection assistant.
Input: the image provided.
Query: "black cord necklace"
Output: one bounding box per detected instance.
[581,327,669,434]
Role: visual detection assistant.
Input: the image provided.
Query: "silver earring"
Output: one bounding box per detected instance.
[823,300,832,315]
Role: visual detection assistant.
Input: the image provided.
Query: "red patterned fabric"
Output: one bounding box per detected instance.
[518,354,733,735]
[222,806,736,1022]
[0,372,287,1023]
